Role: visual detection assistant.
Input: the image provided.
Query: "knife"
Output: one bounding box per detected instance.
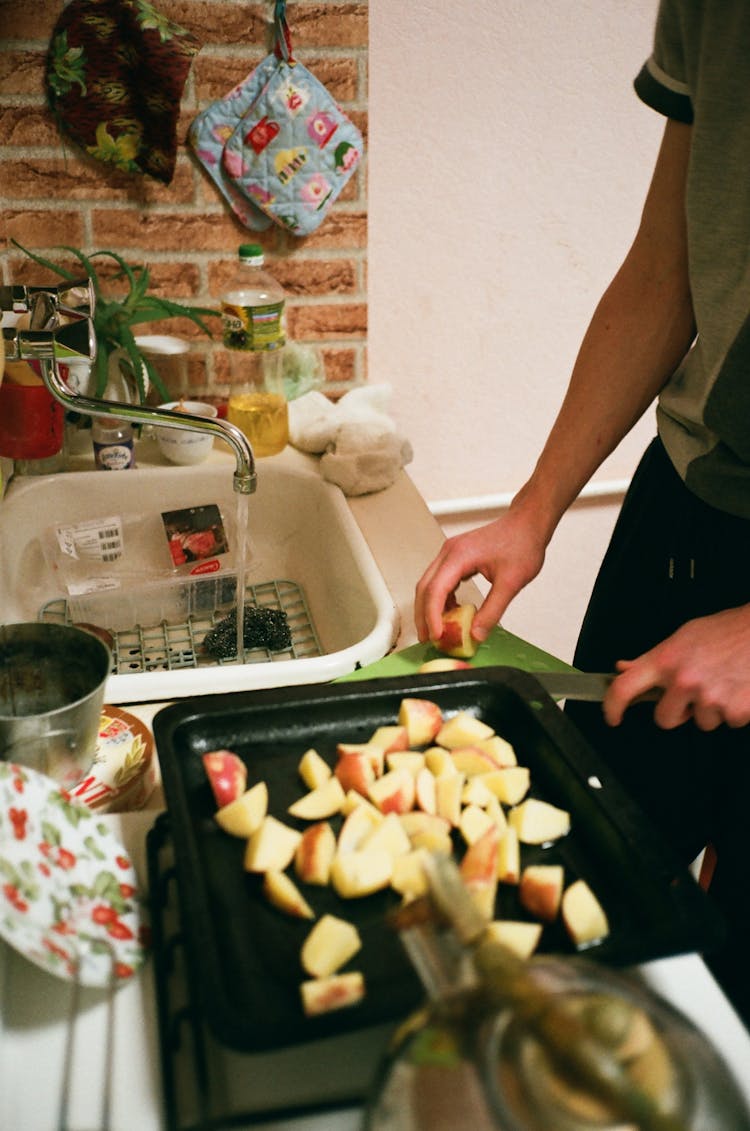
[529,670,661,703]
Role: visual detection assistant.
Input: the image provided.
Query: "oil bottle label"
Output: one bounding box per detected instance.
[221,301,285,351]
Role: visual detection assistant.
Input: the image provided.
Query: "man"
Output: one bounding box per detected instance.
[415,2,750,1024]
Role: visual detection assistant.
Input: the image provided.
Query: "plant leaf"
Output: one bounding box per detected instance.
[11,239,78,283]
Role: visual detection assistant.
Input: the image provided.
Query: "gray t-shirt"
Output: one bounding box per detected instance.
[635,0,750,517]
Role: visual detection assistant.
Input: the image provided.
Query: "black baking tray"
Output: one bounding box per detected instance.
[152,666,723,1053]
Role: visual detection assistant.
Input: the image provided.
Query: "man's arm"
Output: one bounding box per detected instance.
[415,119,696,644]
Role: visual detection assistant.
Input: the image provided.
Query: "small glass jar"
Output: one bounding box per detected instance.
[92,417,135,470]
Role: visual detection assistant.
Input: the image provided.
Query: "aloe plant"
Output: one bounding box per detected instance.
[12,240,218,403]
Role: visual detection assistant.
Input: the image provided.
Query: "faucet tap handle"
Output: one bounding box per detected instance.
[0,278,95,316]
[8,319,96,363]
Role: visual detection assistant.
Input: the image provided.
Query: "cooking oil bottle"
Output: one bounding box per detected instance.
[221,244,289,457]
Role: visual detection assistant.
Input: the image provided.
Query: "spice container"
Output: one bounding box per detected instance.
[92,416,135,470]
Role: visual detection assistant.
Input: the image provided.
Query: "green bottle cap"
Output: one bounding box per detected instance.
[238,243,264,260]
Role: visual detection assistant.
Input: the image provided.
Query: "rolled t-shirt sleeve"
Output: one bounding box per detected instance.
[634,0,694,123]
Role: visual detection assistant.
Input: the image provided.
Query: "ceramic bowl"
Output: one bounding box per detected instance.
[155,400,218,465]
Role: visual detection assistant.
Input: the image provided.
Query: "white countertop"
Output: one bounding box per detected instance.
[2,449,749,1129]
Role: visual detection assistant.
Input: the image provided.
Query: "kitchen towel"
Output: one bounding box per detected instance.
[288,386,413,496]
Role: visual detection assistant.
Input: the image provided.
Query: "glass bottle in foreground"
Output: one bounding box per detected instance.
[363,854,750,1131]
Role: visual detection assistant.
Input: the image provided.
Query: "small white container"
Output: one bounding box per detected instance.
[155,400,218,465]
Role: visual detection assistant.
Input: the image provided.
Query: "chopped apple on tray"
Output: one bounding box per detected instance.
[202,749,247,808]
[202,693,610,1017]
[300,972,365,1018]
[214,780,268,837]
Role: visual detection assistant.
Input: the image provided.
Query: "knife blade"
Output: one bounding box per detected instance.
[529,670,661,703]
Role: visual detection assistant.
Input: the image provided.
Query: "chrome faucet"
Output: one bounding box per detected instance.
[1,283,257,494]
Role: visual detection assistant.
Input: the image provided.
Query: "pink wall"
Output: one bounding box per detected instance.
[369,1,663,660]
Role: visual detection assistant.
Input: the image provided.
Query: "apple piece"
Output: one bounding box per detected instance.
[330,849,393,898]
[459,824,500,921]
[399,810,451,840]
[484,795,508,834]
[337,803,383,853]
[478,767,531,806]
[202,750,247,808]
[415,766,437,814]
[391,849,430,899]
[369,725,409,754]
[470,883,498,924]
[399,811,454,856]
[519,864,564,922]
[301,913,362,977]
[335,752,376,797]
[300,972,365,1017]
[368,768,416,815]
[476,735,517,767]
[386,751,425,776]
[450,746,504,778]
[244,816,302,873]
[262,869,315,920]
[417,657,472,673]
[214,780,269,838]
[459,822,500,883]
[361,812,412,858]
[294,821,337,885]
[496,827,520,884]
[509,798,571,845]
[462,777,494,807]
[297,747,332,790]
[424,747,457,778]
[337,741,385,778]
[561,879,610,946]
[431,603,478,659]
[397,697,443,747]
[288,776,346,820]
[340,789,383,819]
[411,827,454,856]
[436,712,494,749]
[459,803,495,846]
[435,771,464,826]
[483,919,543,960]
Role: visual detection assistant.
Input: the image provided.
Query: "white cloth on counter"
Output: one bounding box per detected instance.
[288,384,413,495]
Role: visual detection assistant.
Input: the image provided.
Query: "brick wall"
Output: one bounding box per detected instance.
[0,0,368,401]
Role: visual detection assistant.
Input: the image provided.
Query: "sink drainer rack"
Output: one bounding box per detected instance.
[39,578,322,676]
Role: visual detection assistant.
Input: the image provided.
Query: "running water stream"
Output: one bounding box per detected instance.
[234,492,250,664]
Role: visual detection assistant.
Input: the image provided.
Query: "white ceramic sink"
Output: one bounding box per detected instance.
[0,448,399,703]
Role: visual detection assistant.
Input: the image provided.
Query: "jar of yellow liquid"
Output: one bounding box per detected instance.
[222,245,289,458]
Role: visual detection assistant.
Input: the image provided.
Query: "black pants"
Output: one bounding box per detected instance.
[566,436,750,1026]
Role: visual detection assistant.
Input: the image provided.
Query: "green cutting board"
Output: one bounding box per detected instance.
[337,625,574,682]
